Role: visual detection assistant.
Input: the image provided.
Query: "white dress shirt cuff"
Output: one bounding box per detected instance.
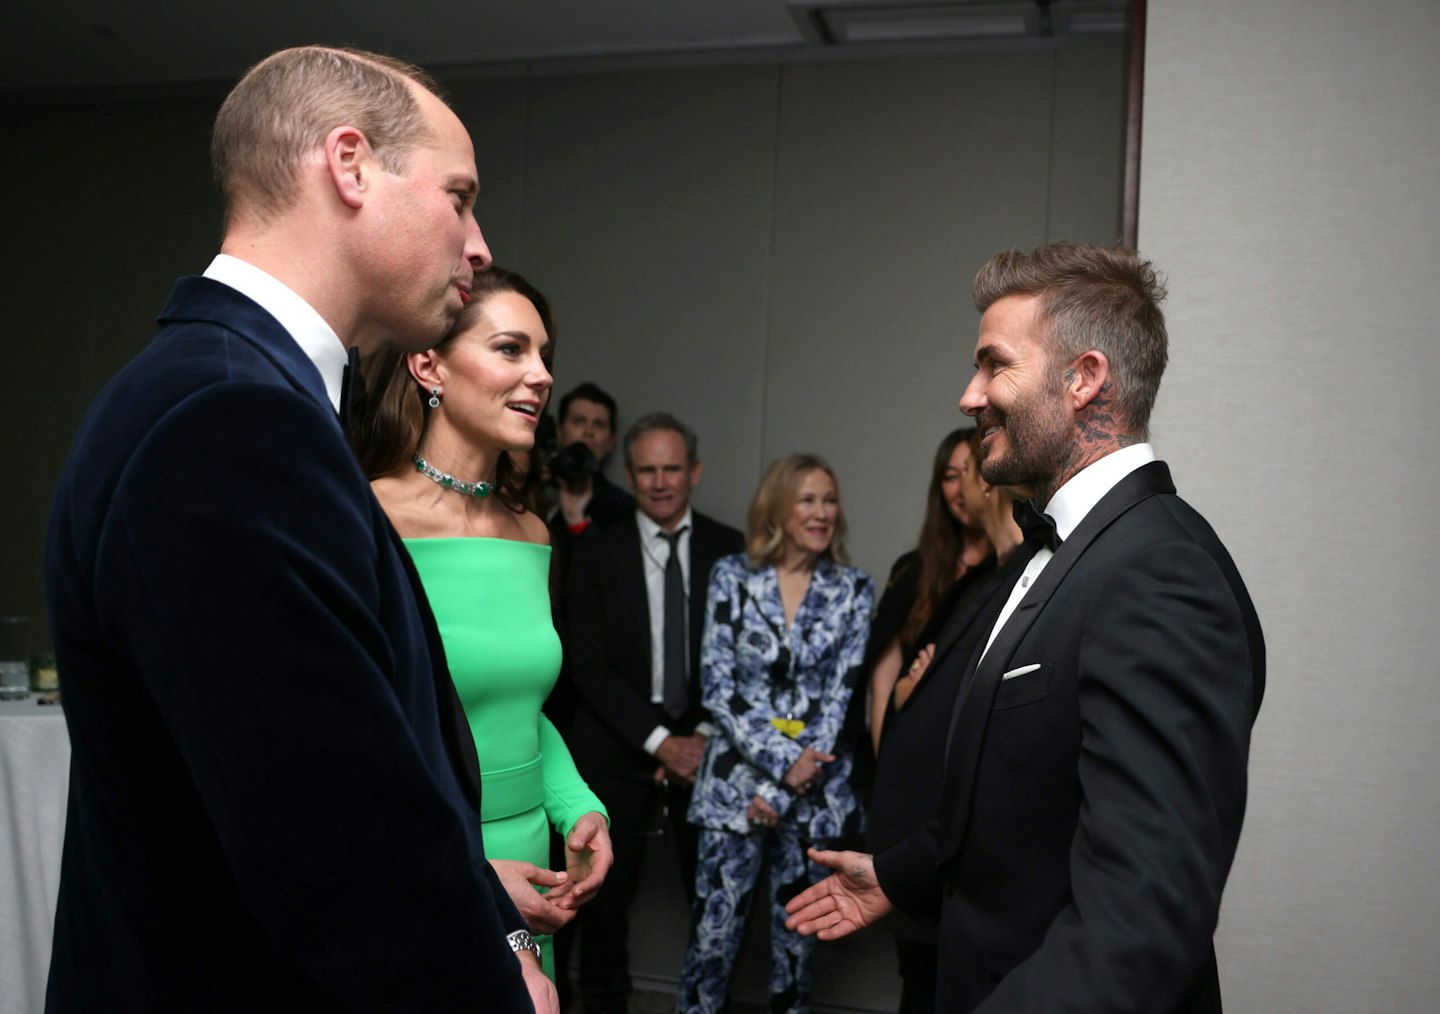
[643,726,672,756]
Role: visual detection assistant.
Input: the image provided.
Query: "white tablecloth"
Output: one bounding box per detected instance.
[0,696,69,1014]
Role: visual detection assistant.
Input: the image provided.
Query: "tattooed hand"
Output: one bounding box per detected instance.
[783,848,894,940]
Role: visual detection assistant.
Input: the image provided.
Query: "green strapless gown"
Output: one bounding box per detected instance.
[406,537,606,980]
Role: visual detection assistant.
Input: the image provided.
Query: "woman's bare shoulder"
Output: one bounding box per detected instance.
[512,506,551,546]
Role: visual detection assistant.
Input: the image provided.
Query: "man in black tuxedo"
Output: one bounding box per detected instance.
[788,243,1265,1012]
[43,46,551,1012]
[565,412,743,1013]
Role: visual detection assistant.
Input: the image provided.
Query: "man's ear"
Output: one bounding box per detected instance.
[325,125,372,210]
[408,349,444,390]
[1068,350,1111,412]
[689,460,704,487]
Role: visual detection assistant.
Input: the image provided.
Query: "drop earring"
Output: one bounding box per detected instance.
[428,388,441,409]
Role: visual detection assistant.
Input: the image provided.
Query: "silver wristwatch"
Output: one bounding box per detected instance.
[506,929,542,961]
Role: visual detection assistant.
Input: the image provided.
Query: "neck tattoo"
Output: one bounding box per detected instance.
[413,454,493,499]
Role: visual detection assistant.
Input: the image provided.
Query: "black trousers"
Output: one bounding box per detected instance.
[894,937,939,1014]
[576,771,698,1014]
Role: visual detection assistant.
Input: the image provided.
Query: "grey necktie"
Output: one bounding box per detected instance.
[661,526,690,719]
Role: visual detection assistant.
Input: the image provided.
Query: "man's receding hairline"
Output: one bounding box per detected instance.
[315,44,446,100]
[334,47,447,151]
[626,427,693,468]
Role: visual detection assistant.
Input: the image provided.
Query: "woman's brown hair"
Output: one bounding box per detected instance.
[352,266,554,512]
[899,427,981,647]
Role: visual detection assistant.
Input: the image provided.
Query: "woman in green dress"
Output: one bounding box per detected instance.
[355,267,611,979]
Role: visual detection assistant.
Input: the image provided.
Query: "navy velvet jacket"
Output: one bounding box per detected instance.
[43,277,530,1011]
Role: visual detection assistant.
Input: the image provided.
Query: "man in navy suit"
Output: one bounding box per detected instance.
[787,243,1265,1012]
[564,413,743,1013]
[44,46,552,1012]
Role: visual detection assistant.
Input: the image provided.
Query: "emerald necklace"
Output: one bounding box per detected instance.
[412,454,493,499]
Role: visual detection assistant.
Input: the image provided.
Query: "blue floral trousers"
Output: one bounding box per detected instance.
[676,825,834,1014]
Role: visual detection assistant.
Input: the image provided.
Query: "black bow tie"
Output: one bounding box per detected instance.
[1013,497,1062,552]
[339,346,367,434]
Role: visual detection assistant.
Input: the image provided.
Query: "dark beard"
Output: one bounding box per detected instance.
[976,385,1071,494]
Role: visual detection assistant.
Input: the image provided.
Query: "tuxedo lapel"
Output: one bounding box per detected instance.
[924,561,1004,677]
[613,520,654,693]
[937,462,1176,863]
[616,518,649,627]
[173,282,478,795]
[383,519,484,810]
[163,277,335,420]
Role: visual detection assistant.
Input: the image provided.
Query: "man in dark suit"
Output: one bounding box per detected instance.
[543,381,634,729]
[788,242,1265,1012]
[565,412,743,1014]
[43,46,552,1012]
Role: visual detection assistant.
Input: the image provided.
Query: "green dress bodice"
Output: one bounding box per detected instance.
[405,536,605,978]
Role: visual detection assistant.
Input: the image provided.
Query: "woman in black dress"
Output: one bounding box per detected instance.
[864,429,1026,1013]
[865,428,991,756]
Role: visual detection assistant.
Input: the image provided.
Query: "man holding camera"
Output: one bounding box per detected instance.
[543,382,636,725]
[547,382,635,553]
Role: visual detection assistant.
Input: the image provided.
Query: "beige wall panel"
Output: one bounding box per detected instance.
[1142,1,1440,1010]
[451,75,535,273]
[763,50,1096,584]
[508,65,781,526]
[1048,41,1127,244]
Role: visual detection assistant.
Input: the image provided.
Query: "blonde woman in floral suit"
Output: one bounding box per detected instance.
[676,454,873,1014]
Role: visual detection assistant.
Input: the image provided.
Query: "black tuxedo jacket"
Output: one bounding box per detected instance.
[565,512,743,784]
[43,277,529,1011]
[875,462,1265,1013]
[868,551,1021,946]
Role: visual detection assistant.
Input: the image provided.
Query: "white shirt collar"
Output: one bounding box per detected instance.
[1044,443,1156,539]
[203,254,348,411]
[637,506,694,544]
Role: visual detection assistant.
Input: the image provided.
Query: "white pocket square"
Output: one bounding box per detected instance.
[1001,663,1042,681]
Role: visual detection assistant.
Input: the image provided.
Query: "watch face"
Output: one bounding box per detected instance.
[507,929,540,958]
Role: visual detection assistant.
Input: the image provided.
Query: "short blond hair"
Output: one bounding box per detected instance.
[745,454,849,568]
[211,46,445,227]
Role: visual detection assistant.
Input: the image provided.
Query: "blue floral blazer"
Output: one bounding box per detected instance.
[687,553,874,839]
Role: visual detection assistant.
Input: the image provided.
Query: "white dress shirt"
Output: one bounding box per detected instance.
[635,508,714,754]
[978,443,1157,664]
[204,254,348,412]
